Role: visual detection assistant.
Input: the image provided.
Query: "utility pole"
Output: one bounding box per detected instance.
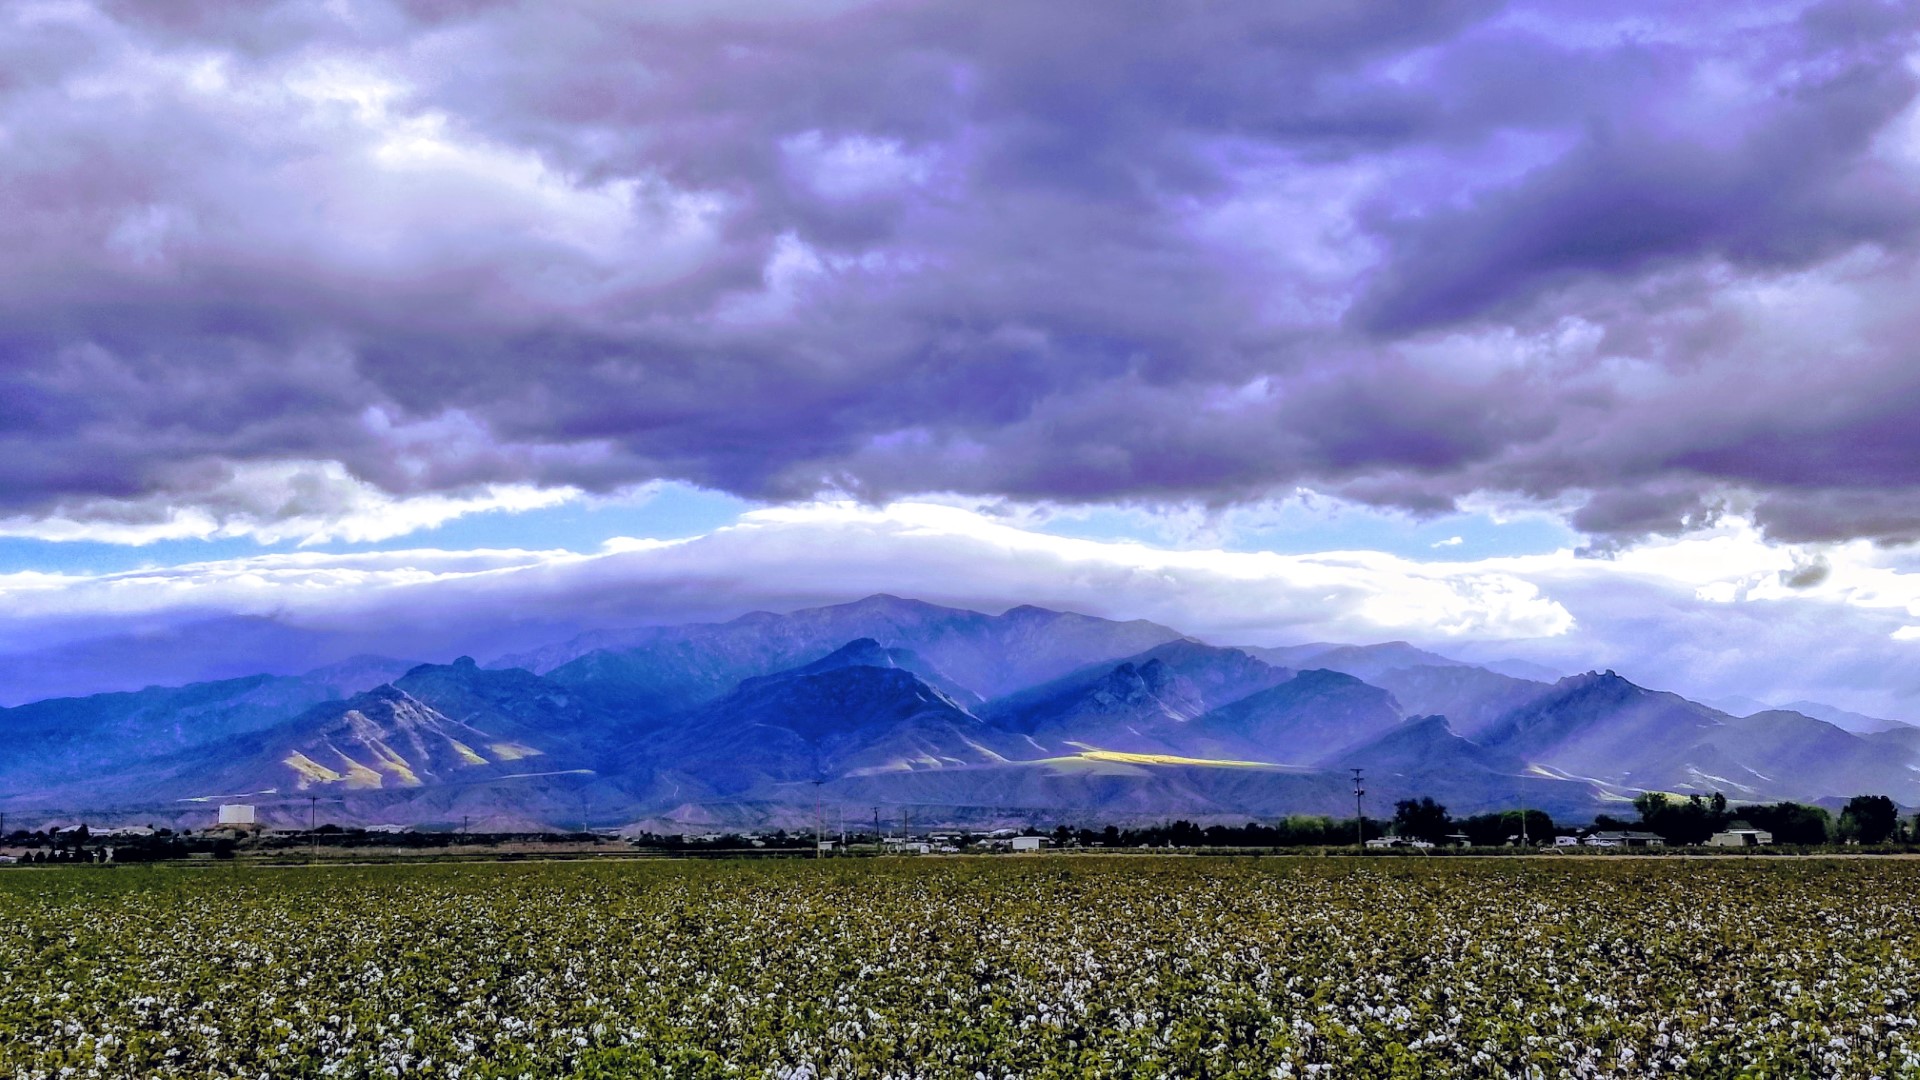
[873,807,882,854]
[813,779,824,858]
[309,796,317,862]
[1351,768,1366,849]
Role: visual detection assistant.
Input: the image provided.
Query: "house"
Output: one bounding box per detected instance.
[1706,828,1773,847]
[1584,831,1665,848]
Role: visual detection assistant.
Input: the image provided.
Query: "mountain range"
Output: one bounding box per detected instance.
[1,594,1913,832]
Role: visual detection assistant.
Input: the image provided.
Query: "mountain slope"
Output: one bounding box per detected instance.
[1476,675,1920,802]
[1778,700,1912,735]
[0,668,387,794]
[1238,641,1466,684]
[1478,672,1727,786]
[1331,715,1597,821]
[1367,665,1554,738]
[647,659,1008,797]
[536,595,1184,713]
[1189,669,1404,765]
[983,640,1291,754]
[734,638,984,709]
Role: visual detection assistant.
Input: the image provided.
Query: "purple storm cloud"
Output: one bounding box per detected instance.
[3,0,1920,542]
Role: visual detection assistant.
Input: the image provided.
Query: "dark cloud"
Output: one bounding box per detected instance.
[4,0,1920,542]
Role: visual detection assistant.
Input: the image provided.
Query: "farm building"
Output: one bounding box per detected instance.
[1010,836,1044,852]
[1706,829,1773,847]
[1584,831,1665,848]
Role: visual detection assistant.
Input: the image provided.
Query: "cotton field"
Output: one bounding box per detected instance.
[3,857,1918,1078]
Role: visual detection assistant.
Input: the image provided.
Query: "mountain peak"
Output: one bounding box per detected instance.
[810,637,890,665]
[1292,668,1370,690]
[1001,604,1057,618]
[845,593,934,613]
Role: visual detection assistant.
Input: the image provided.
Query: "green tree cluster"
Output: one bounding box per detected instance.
[1456,809,1555,846]
[1838,795,1900,844]
[1631,792,1729,845]
[1737,802,1833,845]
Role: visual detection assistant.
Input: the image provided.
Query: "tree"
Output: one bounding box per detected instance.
[1457,809,1554,846]
[1634,791,1729,845]
[1738,802,1831,845]
[1392,797,1452,845]
[1839,795,1899,844]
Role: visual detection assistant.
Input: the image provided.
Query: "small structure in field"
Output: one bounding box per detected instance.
[1010,836,1044,852]
[1706,828,1773,847]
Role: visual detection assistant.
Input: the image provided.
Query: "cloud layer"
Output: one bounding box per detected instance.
[5,1,1920,544]
[9,501,1920,721]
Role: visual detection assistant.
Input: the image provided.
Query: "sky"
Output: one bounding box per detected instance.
[6,0,1920,717]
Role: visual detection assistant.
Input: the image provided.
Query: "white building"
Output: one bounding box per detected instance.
[217,804,256,827]
[1010,836,1044,852]
[1584,831,1665,848]
[1706,828,1773,847]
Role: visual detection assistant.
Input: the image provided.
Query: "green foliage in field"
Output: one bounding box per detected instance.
[4,858,1920,1077]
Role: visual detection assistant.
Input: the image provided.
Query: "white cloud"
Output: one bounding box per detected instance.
[0,501,1571,654]
[0,460,580,546]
